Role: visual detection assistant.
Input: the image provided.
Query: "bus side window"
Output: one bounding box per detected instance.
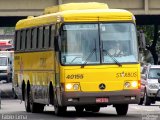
[21,30,26,50]
[15,31,17,51]
[26,29,32,50]
[20,31,23,50]
[36,28,39,49]
[44,26,50,49]
[38,27,44,49]
[32,28,38,50]
[49,25,55,48]
[16,31,21,51]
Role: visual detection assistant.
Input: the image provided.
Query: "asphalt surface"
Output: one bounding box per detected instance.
[0,82,160,120]
[0,99,160,120]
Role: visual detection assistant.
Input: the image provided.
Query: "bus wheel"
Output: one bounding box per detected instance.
[85,107,92,111]
[115,104,128,116]
[54,105,67,116]
[24,89,31,112]
[29,91,44,113]
[85,106,100,112]
[37,104,45,112]
[30,103,44,113]
[91,106,100,112]
[75,106,84,113]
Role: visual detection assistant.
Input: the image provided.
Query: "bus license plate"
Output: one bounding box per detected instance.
[96,98,108,103]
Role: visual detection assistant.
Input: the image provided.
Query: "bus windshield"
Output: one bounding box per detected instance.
[60,23,138,65]
[0,57,7,66]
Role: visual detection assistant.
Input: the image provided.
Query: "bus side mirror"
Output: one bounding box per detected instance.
[54,36,59,51]
[138,30,146,49]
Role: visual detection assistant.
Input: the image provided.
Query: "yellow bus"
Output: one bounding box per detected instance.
[13,2,141,116]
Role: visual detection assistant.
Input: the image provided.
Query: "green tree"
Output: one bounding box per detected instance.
[137,25,159,64]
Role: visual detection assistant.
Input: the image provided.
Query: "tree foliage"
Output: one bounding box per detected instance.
[137,25,160,64]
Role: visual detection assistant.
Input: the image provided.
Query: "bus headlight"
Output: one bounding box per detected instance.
[131,81,138,88]
[73,84,79,90]
[66,83,72,90]
[124,81,138,89]
[65,83,80,91]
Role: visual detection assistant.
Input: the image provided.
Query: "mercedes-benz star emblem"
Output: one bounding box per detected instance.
[99,83,106,90]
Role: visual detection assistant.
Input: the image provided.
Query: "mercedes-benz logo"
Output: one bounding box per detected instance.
[99,83,106,90]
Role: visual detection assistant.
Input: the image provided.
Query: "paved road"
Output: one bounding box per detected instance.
[0,83,160,120]
[0,99,160,120]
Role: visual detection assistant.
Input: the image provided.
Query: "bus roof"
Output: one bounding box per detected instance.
[15,3,134,30]
[44,2,109,14]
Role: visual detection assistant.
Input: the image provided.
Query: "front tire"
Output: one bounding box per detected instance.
[85,106,100,112]
[115,104,128,116]
[75,106,84,113]
[91,106,100,112]
[30,102,44,113]
[54,105,66,116]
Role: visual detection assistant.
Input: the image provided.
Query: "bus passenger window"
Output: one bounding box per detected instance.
[44,26,50,49]
[16,31,21,51]
[21,30,26,50]
[38,27,44,49]
[49,25,55,48]
[26,29,32,50]
[32,28,38,49]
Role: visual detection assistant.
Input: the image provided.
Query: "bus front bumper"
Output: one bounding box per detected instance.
[61,89,140,106]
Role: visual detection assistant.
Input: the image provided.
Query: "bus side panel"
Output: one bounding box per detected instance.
[14,51,55,104]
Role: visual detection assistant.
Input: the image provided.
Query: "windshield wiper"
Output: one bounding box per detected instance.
[81,48,96,68]
[103,49,122,67]
[70,56,82,64]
